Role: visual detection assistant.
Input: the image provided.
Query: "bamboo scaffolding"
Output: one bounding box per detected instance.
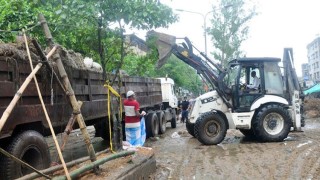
[52,150,135,180]
[23,31,71,180]
[38,13,98,172]
[17,149,109,180]
[0,148,51,179]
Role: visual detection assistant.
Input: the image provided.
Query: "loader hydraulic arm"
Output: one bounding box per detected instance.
[148,31,232,108]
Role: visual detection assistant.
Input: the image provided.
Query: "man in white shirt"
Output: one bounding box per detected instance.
[246,71,260,90]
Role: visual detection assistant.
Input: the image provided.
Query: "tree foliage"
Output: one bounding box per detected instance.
[207,0,257,67]
[155,55,203,96]
[0,0,204,95]
[0,0,177,73]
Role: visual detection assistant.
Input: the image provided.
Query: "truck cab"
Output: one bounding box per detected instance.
[157,77,178,109]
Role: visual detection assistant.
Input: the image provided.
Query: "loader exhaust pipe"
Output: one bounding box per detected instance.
[147,31,176,68]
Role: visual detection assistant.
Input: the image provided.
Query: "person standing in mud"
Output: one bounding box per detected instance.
[124,90,146,146]
[180,96,190,123]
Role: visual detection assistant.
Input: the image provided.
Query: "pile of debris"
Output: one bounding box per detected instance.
[0,42,102,74]
[304,98,320,118]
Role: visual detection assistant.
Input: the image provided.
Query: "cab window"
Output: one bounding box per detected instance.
[264,62,284,95]
[224,65,240,89]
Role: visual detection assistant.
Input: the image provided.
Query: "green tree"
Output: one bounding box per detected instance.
[157,56,203,96]
[207,0,256,67]
[0,0,177,81]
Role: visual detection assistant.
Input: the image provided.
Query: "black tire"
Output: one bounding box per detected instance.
[157,111,166,134]
[239,129,255,137]
[186,119,195,137]
[300,105,305,127]
[194,111,227,145]
[0,130,51,179]
[252,104,291,142]
[146,112,159,138]
[171,109,177,128]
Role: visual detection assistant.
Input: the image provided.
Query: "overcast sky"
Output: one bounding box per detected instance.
[133,0,320,77]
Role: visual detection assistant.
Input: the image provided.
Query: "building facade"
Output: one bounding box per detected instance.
[307,37,320,83]
[301,63,309,81]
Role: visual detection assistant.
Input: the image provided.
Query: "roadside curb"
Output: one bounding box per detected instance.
[117,154,156,179]
[107,148,156,180]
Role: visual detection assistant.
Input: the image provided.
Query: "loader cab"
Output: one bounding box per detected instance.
[224,57,284,112]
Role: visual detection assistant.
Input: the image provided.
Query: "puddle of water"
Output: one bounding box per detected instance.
[284,136,298,141]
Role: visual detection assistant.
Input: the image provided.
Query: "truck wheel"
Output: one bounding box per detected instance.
[146,112,159,138]
[171,109,177,128]
[300,105,305,127]
[186,120,195,137]
[157,111,166,134]
[194,112,227,145]
[252,104,291,142]
[239,129,255,137]
[1,130,51,179]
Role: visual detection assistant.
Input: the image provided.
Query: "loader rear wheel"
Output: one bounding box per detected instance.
[146,112,159,138]
[0,130,51,179]
[157,111,166,134]
[186,119,195,137]
[252,104,291,142]
[171,109,177,128]
[194,111,227,145]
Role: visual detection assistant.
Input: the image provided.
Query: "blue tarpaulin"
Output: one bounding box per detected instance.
[304,83,320,95]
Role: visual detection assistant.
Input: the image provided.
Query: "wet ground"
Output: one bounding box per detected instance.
[47,117,320,179]
[148,118,320,179]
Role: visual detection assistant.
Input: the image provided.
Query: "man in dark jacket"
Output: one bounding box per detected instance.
[180,96,190,123]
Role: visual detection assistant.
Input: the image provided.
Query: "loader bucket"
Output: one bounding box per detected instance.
[148,31,176,68]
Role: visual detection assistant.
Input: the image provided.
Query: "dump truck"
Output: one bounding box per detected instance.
[149,31,304,145]
[0,43,178,179]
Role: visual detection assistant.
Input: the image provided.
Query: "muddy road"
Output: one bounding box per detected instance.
[47,117,320,179]
[148,118,320,179]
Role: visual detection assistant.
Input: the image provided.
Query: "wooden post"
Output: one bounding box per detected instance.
[23,31,71,180]
[38,14,98,169]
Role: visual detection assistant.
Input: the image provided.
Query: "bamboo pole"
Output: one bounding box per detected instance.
[0,46,57,132]
[23,31,71,180]
[52,150,135,180]
[17,149,109,180]
[38,13,98,170]
[0,148,51,179]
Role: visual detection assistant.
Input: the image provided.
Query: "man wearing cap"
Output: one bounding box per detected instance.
[180,96,190,123]
[123,90,146,146]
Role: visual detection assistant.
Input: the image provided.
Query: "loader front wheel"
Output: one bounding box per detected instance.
[252,104,291,142]
[194,112,227,145]
[186,119,195,137]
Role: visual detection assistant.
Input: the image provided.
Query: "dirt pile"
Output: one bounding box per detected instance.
[0,42,101,73]
[304,98,320,118]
